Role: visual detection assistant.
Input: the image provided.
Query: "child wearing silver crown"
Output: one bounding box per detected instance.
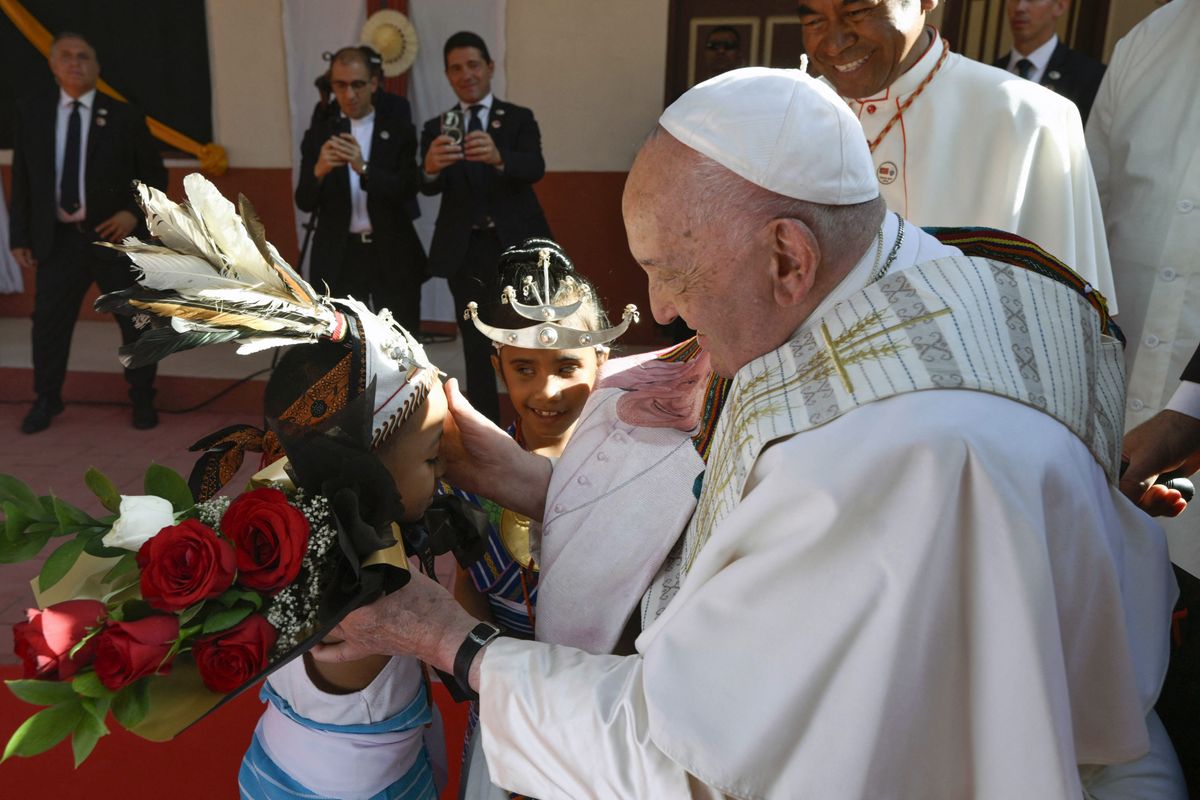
[452,238,638,798]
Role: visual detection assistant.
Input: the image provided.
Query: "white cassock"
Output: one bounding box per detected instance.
[836,30,1116,313]
[475,221,1180,799]
[1085,0,1200,573]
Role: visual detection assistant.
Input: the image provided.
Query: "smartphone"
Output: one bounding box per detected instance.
[440,109,464,146]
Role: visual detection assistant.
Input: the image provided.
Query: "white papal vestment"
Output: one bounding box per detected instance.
[474,222,1177,799]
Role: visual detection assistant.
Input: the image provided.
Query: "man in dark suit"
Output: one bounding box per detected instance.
[420,31,552,423]
[994,0,1105,122]
[9,32,167,434]
[296,46,425,334]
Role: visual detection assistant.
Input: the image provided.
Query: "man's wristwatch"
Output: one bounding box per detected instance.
[453,622,504,700]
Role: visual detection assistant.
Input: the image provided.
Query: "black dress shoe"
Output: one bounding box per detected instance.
[20,396,64,434]
[131,389,158,430]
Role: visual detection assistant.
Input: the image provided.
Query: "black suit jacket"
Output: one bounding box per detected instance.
[1184,345,1200,385]
[993,41,1106,122]
[295,99,426,291]
[419,100,551,278]
[10,91,166,261]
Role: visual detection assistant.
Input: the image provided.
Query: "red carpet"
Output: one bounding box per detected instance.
[0,666,469,799]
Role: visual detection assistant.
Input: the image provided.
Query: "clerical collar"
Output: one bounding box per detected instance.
[864,28,944,101]
[1010,34,1057,73]
[59,88,95,110]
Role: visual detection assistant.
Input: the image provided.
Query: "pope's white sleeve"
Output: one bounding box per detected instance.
[478,641,713,799]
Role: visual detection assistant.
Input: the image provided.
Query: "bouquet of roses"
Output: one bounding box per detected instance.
[0,456,413,766]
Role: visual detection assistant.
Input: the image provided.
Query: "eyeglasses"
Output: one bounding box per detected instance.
[331,79,370,93]
[705,40,739,52]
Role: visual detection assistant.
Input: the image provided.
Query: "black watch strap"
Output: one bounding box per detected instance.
[452,622,503,700]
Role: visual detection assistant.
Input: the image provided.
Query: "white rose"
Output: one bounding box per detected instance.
[101,495,177,551]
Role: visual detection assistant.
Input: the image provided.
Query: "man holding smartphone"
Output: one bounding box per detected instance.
[296,46,426,333]
[420,31,552,423]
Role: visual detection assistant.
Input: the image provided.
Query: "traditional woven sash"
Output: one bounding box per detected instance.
[681,254,1126,575]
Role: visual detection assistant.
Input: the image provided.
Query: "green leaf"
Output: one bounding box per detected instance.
[2,700,83,762]
[200,604,253,635]
[70,671,111,699]
[38,536,89,593]
[51,497,99,532]
[144,464,194,513]
[0,529,51,564]
[6,679,78,707]
[178,601,206,626]
[100,553,138,583]
[80,695,112,725]
[82,534,131,560]
[2,500,33,541]
[217,586,264,610]
[84,469,122,514]
[114,599,154,623]
[110,680,149,730]
[71,703,108,766]
[0,475,39,513]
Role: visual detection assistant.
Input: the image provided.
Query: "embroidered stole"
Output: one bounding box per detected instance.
[680,254,1124,576]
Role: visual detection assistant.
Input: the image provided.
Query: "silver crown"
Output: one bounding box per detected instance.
[464,248,639,350]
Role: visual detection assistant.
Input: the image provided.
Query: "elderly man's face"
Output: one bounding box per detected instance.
[50,36,99,99]
[623,138,779,378]
[797,0,934,99]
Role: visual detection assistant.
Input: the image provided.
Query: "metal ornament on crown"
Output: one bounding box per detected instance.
[463,247,639,351]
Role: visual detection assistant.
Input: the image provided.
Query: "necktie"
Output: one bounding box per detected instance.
[1016,58,1034,81]
[60,100,82,214]
[465,104,488,225]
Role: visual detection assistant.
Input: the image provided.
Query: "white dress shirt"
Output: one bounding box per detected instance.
[348,110,374,234]
[55,88,93,223]
[1005,34,1059,84]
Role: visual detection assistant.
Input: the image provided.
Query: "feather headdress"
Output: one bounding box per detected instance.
[96,174,438,447]
[96,173,342,368]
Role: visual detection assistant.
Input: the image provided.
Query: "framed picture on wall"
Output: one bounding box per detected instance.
[688,16,760,87]
[764,16,808,72]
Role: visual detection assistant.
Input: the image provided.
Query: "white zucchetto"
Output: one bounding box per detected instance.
[659,67,879,206]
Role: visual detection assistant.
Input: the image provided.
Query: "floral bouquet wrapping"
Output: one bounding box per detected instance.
[1,435,486,766]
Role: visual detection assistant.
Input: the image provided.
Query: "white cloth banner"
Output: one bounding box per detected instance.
[280,0,506,324]
[0,181,25,294]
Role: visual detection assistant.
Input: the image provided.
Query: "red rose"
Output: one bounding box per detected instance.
[221,487,309,595]
[92,615,180,691]
[192,613,278,693]
[12,599,107,680]
[136,519,237,612]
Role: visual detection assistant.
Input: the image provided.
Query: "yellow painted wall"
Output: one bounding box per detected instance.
[205,0,292,168]
[504,0,670,172]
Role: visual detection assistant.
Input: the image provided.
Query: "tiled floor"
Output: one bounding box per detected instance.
[0,317,473,665]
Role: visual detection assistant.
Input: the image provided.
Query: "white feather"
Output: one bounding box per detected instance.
[136,184,226,268]
[127,252,245,292]
[183,174,288,295]
[236,336,314,355]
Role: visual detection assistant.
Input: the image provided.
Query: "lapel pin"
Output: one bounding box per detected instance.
[380,130,391,140]
[97,107,108,115]
[491,120,501,129]
[95,117,107,126]
[495,108,506,116]
[1048,70,1061,80]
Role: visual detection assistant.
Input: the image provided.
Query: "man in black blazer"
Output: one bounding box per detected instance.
[420,31,552,422]
[296,47,425,334]
[9,32,167,434]
[994,0,1105,122]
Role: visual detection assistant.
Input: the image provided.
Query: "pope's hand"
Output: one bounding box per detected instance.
[440,379,551,518]
[310,569,480,686]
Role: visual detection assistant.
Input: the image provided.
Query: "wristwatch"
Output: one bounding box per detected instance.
[453,621,504,700]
